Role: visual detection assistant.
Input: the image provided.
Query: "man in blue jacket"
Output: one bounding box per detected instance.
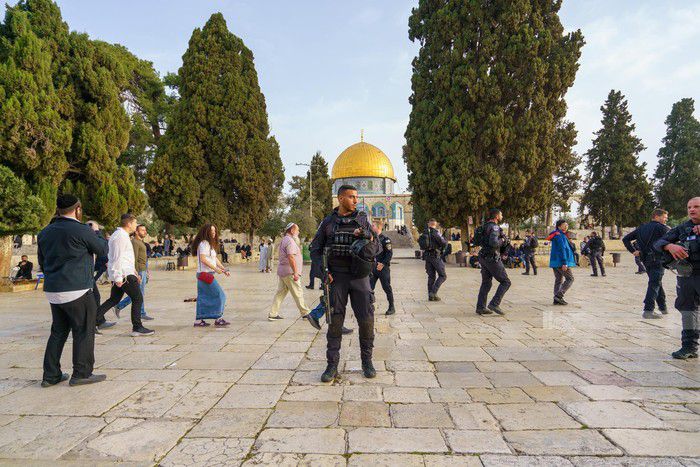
[38,194,109,387]
[548,219,576,305]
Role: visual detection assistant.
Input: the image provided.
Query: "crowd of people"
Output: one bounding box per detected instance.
[31,189,700,388]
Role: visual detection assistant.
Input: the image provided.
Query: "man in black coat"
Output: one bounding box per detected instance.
[37,194,108,387]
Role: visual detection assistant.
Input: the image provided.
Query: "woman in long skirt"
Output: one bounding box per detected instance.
[265,240,274,273]
[192,223,230,327]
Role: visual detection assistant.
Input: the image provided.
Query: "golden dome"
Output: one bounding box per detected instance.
[331,140,396,181]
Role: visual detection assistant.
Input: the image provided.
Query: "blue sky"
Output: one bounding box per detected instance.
[35,1,700,192]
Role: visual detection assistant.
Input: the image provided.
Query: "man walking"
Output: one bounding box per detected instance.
[370,220,395,315]
[548,219,576,305]
[587,231,606,276]
[623,209,670,319]
[476,209,511,315]
[421,219,447,301]
[654,197,700,359]
[96,214,155,336]
[38,194,108,387]
[114,224,153,321]
[521,230,538,275]
[310,185,380,382]
[268,223,316,326]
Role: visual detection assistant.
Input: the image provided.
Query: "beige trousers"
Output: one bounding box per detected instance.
[269,274,310,318]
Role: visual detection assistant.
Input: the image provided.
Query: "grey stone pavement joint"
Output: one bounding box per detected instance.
[0,252,697,465]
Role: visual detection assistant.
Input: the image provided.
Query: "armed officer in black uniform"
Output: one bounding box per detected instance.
[422,219,448,301]
[521,230,538,275]
[476,208,511,316]
[370,220,395,315]
[310,185,381,382]
[623,208,670,319]
[654,197,700,360]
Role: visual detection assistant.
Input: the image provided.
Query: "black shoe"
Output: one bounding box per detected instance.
[97,321,116,330]
[642,311,662,319]
[131,326,155,337]
[590,274,598,277]
[428,294,435,301]
[341,326,353,335]
[41,373,69,388]
[522,272,530,275]
[672,330,699,360]
[487,304,505,315]
[601,273,606,277]
[659,308,668,315]
[476,308,493,315]
[95,326,102,335]
[553,296,568,306]
[268,315,284,321]
[362,361,377,379]
[432,295,442,302]
[69,373,107,386]
[385,306,395,316]
[321,363,338,382]
[533,271,537,275]
[141,314,154,321]
[672,347,698,359]
[636,271,646,274]
[305,285,314,290]
[305,315,321,330]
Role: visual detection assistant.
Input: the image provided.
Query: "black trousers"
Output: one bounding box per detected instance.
[370,265,394,307]
[523,252,537,274]
[590,251,605,275]
[425,253,447,295]
[96,275,143,330]
[477,255,511,309]
[553,267,574,298]
[643,264,666,312]
[327,273,374,365]
[43,290,96,382]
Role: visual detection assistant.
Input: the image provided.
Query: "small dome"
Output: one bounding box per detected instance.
[331,141,396,181]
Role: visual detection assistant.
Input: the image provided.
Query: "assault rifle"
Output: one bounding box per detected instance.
[321,247,332,325]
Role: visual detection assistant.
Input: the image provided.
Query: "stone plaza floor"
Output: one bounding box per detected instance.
[0,252,698,466]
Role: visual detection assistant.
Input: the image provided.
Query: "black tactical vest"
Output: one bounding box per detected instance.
[327,214,362,273]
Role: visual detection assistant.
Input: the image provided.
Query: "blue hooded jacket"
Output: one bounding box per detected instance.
[548,229,576,268]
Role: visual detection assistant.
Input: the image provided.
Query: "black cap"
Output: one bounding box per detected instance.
[56,194,80,210]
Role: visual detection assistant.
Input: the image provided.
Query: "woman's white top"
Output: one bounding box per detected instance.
[197,240,218,273]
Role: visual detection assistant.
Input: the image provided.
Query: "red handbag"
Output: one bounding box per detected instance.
[197,272,215,284]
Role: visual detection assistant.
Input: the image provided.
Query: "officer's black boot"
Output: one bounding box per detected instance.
[385,304,395,315]
[672,330,699,360]
[428,293,435,301]
[362,360,376,378]
[321,363,338,382]
[487,303,505,315]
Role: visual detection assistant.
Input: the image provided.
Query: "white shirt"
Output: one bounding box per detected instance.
[197,240,218,273]
[44,215,90,304]
[107,227,136,282]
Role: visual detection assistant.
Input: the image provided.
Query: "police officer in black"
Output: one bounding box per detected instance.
[310,185,381,382]
[654,197,700,359]
[476,208,511,315]
[521,230,538,275]
[423,218,448,301]
[587,231,606,276]
[623,208,670,319]
[370,220,395,315]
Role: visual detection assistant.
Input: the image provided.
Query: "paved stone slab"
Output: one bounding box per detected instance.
[573,384,639,401]
[239,369,294,385]
[243,452,346,466]
[390,403,453,428]
[282,385,343,402]
[348,453,424,466]
[602,429,700,457]
[339,401,391,427]
[266,401,339,428]
[468,388,532,404]
[395,371,439,387]
[503,429,622,455]
[521,385,588,402]
[216,384,285,408]
[423,454,483,466]
[424,346,493,362]
[187,408,271,438]
[489,403,580,430]
[480,454,574,466]
[107,382,195,418]
[561,401,667,428]
[444,430,511,454]
[343,386,383,402]
[383,387,430,403]
[174,352,260,370]
[348,428,448,453]
[160,437,253,466]
[448,403,499,430]
[255,428,346,454]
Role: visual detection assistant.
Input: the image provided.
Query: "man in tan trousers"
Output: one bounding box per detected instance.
[269,223,314,325]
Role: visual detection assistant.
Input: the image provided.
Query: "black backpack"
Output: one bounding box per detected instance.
[418,230,433,251]
[473,224,487,248]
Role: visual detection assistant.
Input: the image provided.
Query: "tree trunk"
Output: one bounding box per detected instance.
[0,236,13,288]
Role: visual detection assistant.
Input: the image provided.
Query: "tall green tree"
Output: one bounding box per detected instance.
[287,151,332,225]
[551,121,582,213]
[404,0,584,241]
[654,98,700,218]
[580,90,652,232]
[147,13,284,233]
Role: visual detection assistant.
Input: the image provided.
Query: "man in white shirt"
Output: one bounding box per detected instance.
[38,194,108,387]
[96,214,155,336]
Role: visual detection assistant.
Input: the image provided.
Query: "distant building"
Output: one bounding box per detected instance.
[331,134,413,230]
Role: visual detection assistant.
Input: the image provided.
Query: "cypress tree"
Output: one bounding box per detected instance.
[404,0,584,238]
[147,13,284,232]
[287,151,333,225]
[581,90,652,231]
[654,98,700,218]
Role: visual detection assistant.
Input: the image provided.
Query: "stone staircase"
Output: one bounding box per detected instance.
[383,230,414,249]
